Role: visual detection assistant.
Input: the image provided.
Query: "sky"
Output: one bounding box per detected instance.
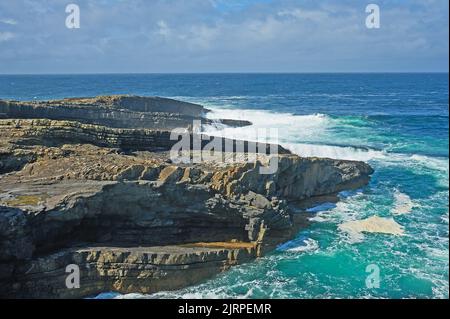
[0,0,448,74]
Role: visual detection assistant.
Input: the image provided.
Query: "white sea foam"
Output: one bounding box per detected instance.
[410,154,450,172]
[112,293,149,299]
[285,143,386,161]
[203,107,450,177]
[391,189,415,215]
[288,238,320,252]
[442,211,449,225]
[102,290,227,299]
[308,214,328,223]
[277,237,319,253]
[306,202,337,213]
[339,216,405,241]
[203,107,330,144]
[203,107,386,162]
[308,196,364,225]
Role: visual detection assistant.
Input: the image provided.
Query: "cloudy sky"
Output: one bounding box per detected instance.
[0,0,448,73]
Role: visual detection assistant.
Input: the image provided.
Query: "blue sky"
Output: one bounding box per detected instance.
[0,0,448,73]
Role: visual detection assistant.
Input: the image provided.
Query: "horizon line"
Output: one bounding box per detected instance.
[0,71,449,76]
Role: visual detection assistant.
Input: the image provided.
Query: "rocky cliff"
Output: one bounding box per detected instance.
[0,95,251,130]
[0,96,373,299]
[0,119,289,158]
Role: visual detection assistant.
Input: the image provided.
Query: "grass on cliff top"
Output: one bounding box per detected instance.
[5,195,44,207]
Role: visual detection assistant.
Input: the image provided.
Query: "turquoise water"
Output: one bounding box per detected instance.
[1,73,448,299]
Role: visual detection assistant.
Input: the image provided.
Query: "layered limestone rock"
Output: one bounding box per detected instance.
[8,245,258,299]
[0,119,288,154]
[0,96,374,299]
[0,95,251,130]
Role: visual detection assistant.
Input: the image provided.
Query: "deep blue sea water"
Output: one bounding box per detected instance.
[1,73,448,299]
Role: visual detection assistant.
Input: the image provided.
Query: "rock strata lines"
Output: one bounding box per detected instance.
[0,96,374,298]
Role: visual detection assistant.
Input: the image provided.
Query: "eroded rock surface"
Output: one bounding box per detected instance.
[0,96,374,298]
[0,119,288,154]
[0,95,251,130]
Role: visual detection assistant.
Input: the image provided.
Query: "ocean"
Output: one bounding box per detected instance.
[1,73,448,299]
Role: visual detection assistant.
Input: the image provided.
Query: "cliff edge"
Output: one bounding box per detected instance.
[0,96,373,298]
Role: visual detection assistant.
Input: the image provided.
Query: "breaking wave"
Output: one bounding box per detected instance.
[277,237,320,253]
[203,107,449,173]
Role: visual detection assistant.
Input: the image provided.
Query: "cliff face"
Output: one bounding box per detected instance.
[0,119,289,156]
[0,96,251,130]
[0,96,374,299]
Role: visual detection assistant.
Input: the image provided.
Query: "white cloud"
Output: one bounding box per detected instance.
[0,0,447,72]
[157,20,171,37]
[0,18,17,25]
[0,32,15,42]
[277,9,303,19]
